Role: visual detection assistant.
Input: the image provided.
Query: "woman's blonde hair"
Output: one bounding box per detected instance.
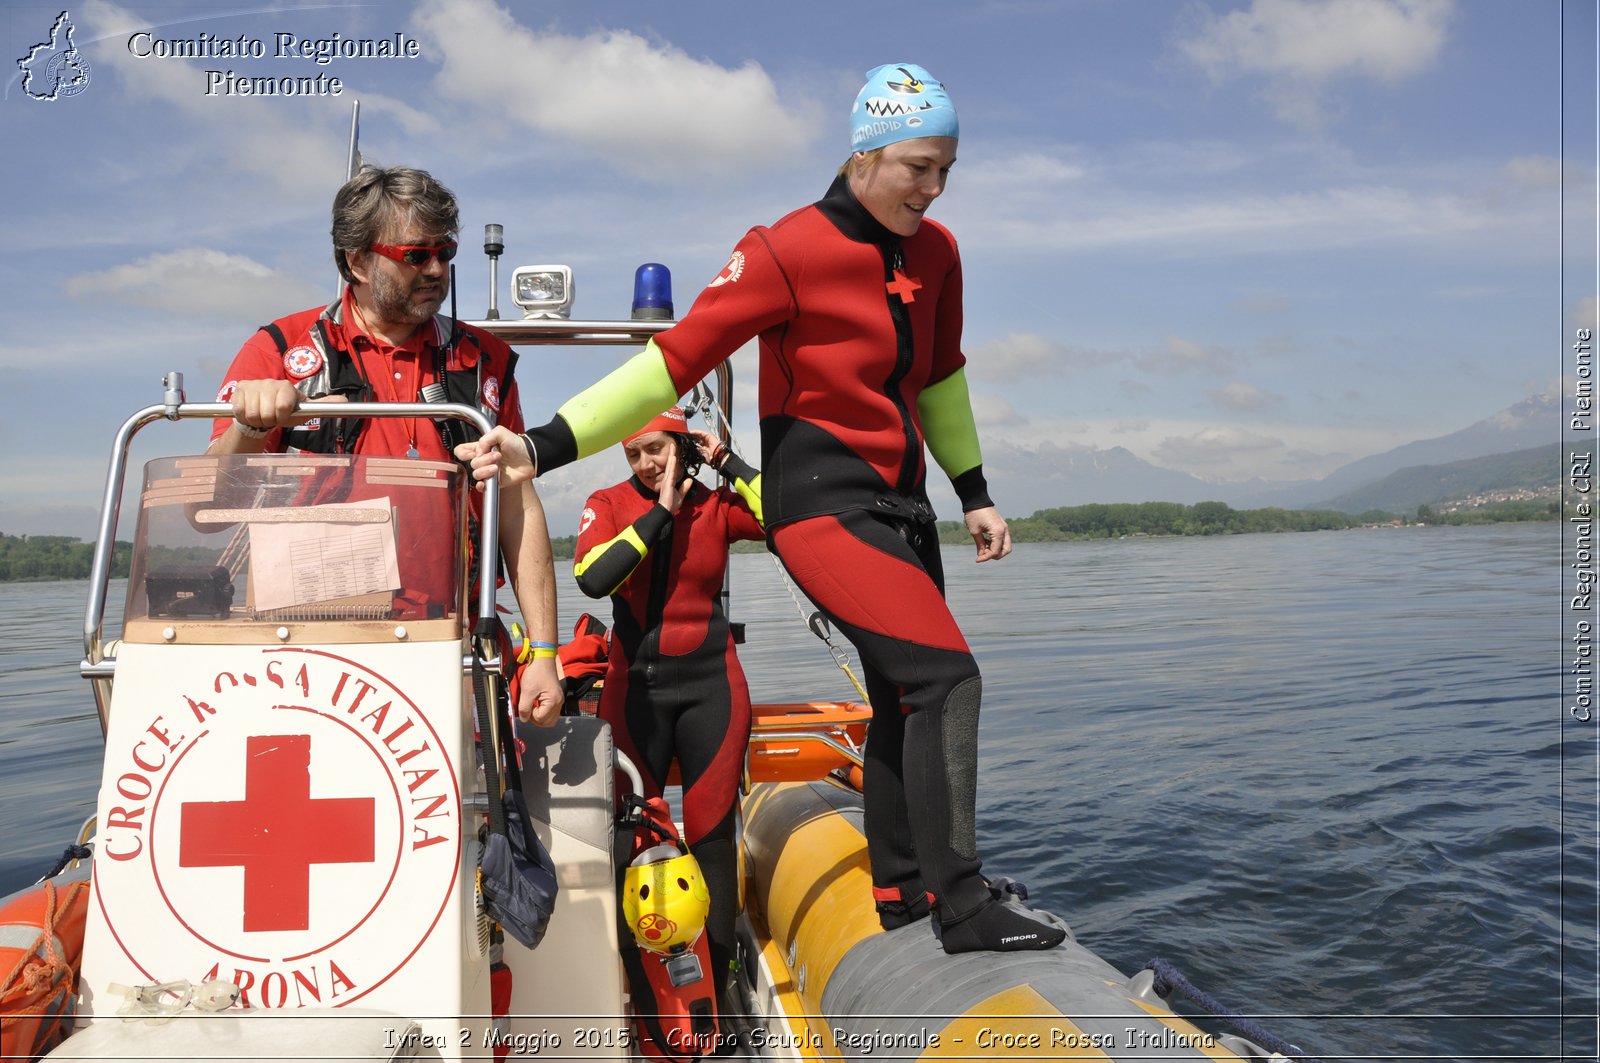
[837,148,885,180]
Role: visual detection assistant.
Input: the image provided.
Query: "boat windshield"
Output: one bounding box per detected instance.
[121,453,466,632]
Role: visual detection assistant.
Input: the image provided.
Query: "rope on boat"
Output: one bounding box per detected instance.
[774,574,871,702]
[684,386,871,703]
[1143,958,1327,1063]
[40,845,92,882]
[1,879,88,1019]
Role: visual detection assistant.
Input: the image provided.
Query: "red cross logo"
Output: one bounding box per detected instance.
[886,269,921,303]
[180,734,375,933]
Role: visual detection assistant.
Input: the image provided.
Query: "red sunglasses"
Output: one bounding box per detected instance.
[368,241,459,266]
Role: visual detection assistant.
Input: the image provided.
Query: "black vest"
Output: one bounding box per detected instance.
[258,309,513,454]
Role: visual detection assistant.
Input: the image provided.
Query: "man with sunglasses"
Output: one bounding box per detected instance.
[208,165,564,726]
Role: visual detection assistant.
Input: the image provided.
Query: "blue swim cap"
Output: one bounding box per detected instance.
[850,63,958,153]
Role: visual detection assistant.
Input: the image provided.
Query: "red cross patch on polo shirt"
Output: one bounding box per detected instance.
[284,345,324,380]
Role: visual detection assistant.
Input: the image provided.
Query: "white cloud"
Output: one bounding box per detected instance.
[66,249,325,321]
[1572,296,1598,333]
[957,152,1088,190]
[1152,425,1289,469]
[1179,0,1455,127]
[79,0,349,198]
[953,176,1546,260]
[1210,381,1282,412]
[966,332,1115,381]
[1183,0,1453,82]
[355,93,447,140]
[1503,155,1567,189]
[978,410,1415,483]
[968,392,1023,431]
[1140,336,1240,376]
[1428,283,1505,302]
[409,0,823,180]
[1234,291,1291,315]
[938,132,1557,263]
[967,333,1248,385]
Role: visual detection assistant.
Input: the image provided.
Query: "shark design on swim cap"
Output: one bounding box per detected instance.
[850,63,958,153]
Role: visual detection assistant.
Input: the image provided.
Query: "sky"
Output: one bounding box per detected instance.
[1,0,1594,537]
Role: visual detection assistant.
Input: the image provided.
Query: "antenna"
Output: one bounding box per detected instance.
[345,98,361,180]
[336,98,362,299]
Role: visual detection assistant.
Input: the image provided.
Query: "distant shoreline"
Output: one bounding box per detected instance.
[0,498,1559,582]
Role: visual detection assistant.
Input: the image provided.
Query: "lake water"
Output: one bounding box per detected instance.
[1,522,1590,1062]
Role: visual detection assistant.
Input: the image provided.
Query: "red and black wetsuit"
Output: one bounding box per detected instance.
[524,178,1057,949]
[573,455,764,993]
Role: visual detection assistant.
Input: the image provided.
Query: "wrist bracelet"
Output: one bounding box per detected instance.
[509,624,555,663]
[233,418,272,439]
[515,638,558,664]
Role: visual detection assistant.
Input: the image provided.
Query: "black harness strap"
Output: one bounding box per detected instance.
[260,321,289,353]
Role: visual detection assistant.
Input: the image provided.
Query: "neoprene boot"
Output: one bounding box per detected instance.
[862,673,932,929]
[902,677,1066,954]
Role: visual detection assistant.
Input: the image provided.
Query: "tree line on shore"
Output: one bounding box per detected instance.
[0,497,1561,582]
[0,536,133,582]
[938,496,1557,544]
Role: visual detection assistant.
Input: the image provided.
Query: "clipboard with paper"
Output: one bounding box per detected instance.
[237,497,401,616]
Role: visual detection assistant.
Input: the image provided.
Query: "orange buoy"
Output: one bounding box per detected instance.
[1,878,91,1062]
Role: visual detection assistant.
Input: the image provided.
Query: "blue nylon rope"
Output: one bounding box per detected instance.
[1144,958,1328,1063]
[42,844,92,880]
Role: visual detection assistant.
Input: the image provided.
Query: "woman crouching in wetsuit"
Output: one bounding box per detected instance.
[571,407,764,1001]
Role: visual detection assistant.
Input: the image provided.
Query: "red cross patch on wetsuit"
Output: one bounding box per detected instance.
[886,269,921,303]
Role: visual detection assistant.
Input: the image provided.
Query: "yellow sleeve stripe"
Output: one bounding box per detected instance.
[555,339,682,460]
[733,471,765,528]
[917,367,983,478]
[572,525,650,595]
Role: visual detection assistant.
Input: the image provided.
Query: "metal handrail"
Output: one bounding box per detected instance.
[461,317,670,346]
[81,385,499,728]
[748,729,865,771]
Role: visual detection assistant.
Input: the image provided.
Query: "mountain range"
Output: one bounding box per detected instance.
[1318,441,1560,514]
[1234,392,1560,510]
[3,394,1571,540]
[981,392,1563,518]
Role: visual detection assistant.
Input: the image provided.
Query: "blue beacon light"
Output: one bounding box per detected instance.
[631,263,674,321]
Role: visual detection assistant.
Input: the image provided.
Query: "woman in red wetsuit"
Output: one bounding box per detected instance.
[464,64,1063,954]
[573,408,764,997]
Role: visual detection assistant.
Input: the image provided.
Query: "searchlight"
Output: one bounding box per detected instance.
[510,265,574,320]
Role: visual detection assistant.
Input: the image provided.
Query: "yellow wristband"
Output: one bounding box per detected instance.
[530,647,558,660]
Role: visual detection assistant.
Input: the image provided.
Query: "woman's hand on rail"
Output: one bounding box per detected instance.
[455,427,537,487]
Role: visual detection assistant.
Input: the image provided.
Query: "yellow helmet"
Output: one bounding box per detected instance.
[622,844,710,953]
